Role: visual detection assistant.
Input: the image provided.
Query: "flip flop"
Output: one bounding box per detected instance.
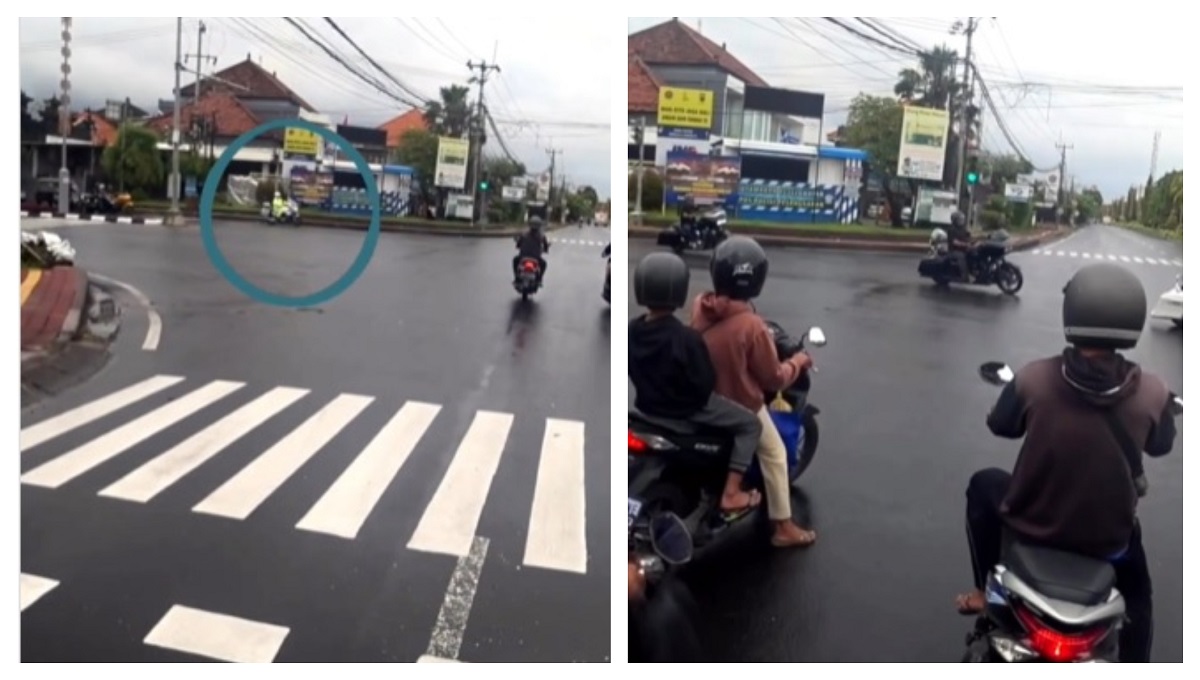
[771,527,818,549]
[955,591,986,616]
[719,489,762,523]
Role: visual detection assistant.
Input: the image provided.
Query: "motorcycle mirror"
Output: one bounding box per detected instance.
[648,512,693,565]
[979,361,1015,385]
[806,327,827,347]
[1171,396,1184,416]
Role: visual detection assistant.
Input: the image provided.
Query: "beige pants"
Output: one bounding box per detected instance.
[756,407,792,521]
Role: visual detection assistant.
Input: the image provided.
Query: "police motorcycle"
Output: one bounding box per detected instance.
[919,228,1023,295]
[656,200,729,255]
[962,361,1183,663]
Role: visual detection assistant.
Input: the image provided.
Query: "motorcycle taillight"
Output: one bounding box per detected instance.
[522,261,538,271]
[1013,603,1109,662]
[628,430,648,454]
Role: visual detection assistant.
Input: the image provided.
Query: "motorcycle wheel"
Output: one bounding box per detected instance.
[996,263,1023,295]
[790,408,819,483]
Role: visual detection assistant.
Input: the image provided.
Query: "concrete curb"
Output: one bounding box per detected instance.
[56,267,90,344]
[128,210,551,238]
[630,226,1070,254]
[21,210,164,226]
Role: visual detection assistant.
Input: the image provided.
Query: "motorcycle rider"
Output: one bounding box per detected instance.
[629,252,765,517]
[947,210,973,281]
[678,196,700,243]
[954,263,1177,663]
[271,190,289,222]
[513,215,550,285]
[690,237,817,548]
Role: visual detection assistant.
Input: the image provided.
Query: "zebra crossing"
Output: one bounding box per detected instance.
[549,237,607,247]
[1026,249,1181,267]
[20,374,589,575]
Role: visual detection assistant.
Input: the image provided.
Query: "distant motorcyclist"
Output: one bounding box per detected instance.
[954,263,1177,663]
[271,191,288,221]
[947,210,972,281]
[678,196,699,241]
[513,215,550,284]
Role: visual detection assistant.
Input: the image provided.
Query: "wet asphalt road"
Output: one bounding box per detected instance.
[20,217,612,662]
[627,224,1183,662]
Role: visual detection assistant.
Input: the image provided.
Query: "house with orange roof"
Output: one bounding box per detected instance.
[628,18,868,224]
[378,109,429,151]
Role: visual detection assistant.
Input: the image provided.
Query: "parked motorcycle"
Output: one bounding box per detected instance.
[656,208,729,255]
[628,323,826,556]
[514,257,543,300]
[961,360,1184,663]
[260,198,302,225]
[919,229,1024,295]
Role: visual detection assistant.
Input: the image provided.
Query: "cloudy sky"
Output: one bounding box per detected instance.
[629,17,1184,201]
[20,17,612,197]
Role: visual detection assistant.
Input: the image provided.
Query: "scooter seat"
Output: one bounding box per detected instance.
[1004,542,1117,606]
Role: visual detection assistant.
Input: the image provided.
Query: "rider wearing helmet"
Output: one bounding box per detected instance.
[271,189,288,221]
[689,237,817,549]
[678,196,699,241]
[955,263,1177,662]
[946,209,973,281]
[513,214,550,284]
[629,252,763,515]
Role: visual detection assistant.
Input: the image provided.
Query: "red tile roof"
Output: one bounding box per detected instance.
[628,55,661,114]
[378,109,429,147]
[628,18,768,87]
[144,91,260,139]
[179,56,315,111]
[70,112,120,146]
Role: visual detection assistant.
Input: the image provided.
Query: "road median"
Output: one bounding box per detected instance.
[629,224,1070,254]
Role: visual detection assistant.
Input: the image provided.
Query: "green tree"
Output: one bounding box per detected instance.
[100,125,164,195]
[481,156,527,222]
[893,45,981,188]
[392,129,439,201]
[423,85,472,138]
[1140,170,1183,231]
[980,152,1033,194]
[628,169,663,213]
[841,94,908,226]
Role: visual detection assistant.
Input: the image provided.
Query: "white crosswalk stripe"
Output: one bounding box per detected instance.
[20,375,591,575]
[1025,250,1181,267]
[549,238,606,247]
[20,573,60,612]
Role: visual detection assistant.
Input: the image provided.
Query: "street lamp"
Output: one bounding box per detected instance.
[58,18,72,215]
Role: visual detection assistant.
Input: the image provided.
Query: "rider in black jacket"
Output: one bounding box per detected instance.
[513,216,550,284]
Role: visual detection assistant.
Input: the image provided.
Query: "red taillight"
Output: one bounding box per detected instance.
[628,430,647,453]
[1014,603,1108,662]
[522,261,537,271]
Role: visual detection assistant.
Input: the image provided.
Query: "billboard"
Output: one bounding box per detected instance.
[283,127,320,156]
[664,150,741,207]
[658,86,714,141]
[1004,183,1033,202]
[435,137,470,189]
[896,105,950,181]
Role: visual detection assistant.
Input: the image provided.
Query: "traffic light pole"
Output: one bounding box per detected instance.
[954,17,977,213]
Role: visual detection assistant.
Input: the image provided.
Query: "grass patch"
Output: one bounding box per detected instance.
[1115,222,1182,242]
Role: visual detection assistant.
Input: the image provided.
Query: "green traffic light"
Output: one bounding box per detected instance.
[966,172,979,185]
[480,181,489,190]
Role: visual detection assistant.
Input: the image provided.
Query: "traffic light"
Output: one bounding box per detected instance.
[479,179,489,191]
[966,156,980,185]
[966,171,979,185]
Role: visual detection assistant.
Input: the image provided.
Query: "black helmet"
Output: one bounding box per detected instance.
[1062,263,1147,350]
[679,196,696,215]
[950,210,966,228]
[529,215,544,230]
[634,252,690,310]
[710,236,768,300]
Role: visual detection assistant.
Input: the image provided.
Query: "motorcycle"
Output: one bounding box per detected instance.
[919,228,1024,295]
[628,323,826,557]
[514,257,542,300]
[962,360,1184,663]
[1149,274,1182,328]
[260,198,301,225]
[656,208,729,255]
[628,512,704,662]
[602,249,611,304]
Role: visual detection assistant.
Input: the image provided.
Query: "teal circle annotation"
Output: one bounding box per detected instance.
[199,118,381,308]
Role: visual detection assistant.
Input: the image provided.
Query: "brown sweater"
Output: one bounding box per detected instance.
[689,292,805,412]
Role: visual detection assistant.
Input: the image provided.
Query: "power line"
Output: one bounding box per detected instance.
[322,18,429,105]
[282,17,420,108]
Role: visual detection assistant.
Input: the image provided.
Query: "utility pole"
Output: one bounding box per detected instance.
[57,18,73,215]
[118,97,130,193]
[546,146,561,222]
[185,21,217,109]
[953,17,978,210]
[167,17,183,225]
[632,117,646,226]
[1148,130,1161,188]
[467,59,500,226]
[1055,141,1073,222]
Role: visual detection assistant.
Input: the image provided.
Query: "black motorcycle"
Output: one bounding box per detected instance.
[628,512,704,662]
[602,250,611,304]
[961,361,1184,663]
[919,229,1024,295]
[628,322,826,557]
[656,208,729,255]
[513,257,543,300]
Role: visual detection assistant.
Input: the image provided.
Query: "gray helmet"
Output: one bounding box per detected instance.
[634,252,689,310]
[529,216,544,231]
[950,210,966,228]
[1062,263,1147,350]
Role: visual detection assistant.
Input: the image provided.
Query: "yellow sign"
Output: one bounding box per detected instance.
[657,87,714,130]
[283,127,320,156]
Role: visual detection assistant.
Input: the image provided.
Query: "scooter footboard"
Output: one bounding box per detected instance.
[918,257,947,277]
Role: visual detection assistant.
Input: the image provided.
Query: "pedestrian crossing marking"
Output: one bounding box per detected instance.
[418,656,464,662]
[408,411,514,557]
[1026,250,1180,267]
[192,393,375,521]
[20,374,185,451]
[143,605,289,663]
[549,238,606,247]
[21,380,245,489]
[21,376,592,574]
[20,573,59,612]
[99,387,311,503]
[523,418,588,573]
[296,400,442,539]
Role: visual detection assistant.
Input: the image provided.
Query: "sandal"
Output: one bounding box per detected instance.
[770,524,817,549]
[718,489,762,523]
[955,590,986,615]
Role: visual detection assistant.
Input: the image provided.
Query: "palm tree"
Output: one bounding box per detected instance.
[422,85,473,138]
[894,45,981,188]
